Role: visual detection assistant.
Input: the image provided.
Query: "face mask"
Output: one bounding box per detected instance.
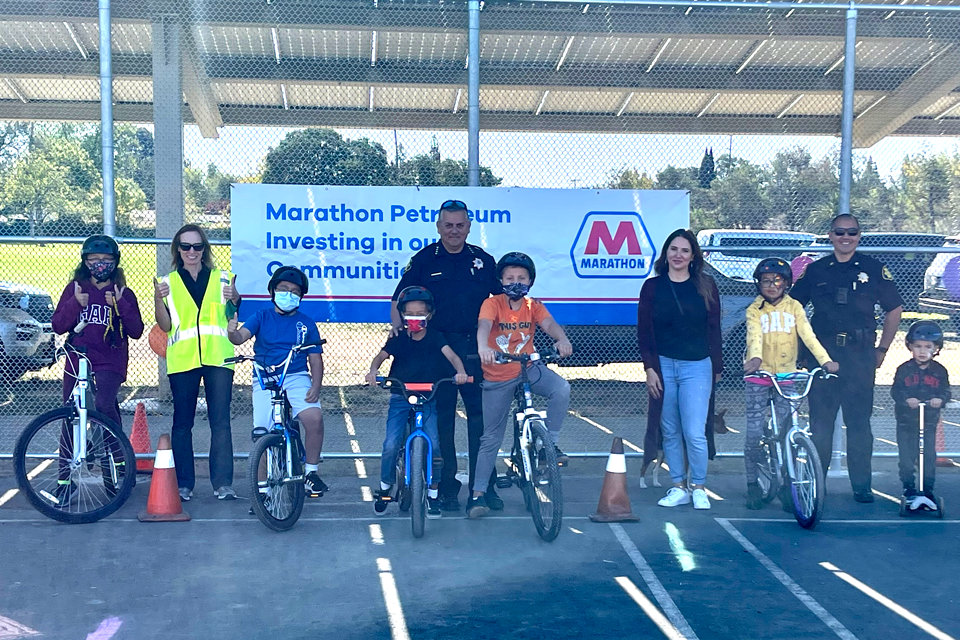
[404,316,428,332]
[89,261,116,283]
[274,291,301,313]
[503,282,530,301]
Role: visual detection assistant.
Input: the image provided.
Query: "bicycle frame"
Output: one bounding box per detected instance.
[403,389,435,488]
[511,355,548,485]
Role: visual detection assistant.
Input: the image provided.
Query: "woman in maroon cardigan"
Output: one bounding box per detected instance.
[637,229,722,510]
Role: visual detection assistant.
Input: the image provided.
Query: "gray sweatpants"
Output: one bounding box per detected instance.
[744,380,792,483]
[473,361,571,492]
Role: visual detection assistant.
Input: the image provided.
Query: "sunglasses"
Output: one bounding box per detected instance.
[440,199,468,211]
[831,227,860,237]
[179,242,205,252]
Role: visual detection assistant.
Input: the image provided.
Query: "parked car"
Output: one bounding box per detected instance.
[0,281,56,381]
[697,229,817,282]
[919,236,960,329]
[812,232,946,311]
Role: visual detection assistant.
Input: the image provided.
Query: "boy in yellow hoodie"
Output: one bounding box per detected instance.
[743,258,838,510]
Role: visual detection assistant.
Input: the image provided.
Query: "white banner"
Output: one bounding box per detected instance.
[230,185,689,324]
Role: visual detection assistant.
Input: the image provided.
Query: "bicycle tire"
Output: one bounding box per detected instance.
[248,433,305,532]
[789,433,825,529]
[527,420,563,541]
[397,450,411,512]
[14,406,135,524]
[756,424,778,503]
[410,437,427,538]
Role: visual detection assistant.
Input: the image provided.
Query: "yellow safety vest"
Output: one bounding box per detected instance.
[162,269,235,374]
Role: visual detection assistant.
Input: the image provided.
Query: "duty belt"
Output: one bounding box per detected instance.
[834,329,872,347]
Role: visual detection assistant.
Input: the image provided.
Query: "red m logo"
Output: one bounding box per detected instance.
[584,221,642,255]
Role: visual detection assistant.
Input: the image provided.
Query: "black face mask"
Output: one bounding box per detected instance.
[503,282,530,301]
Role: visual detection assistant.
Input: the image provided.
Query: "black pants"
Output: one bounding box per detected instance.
[808,344,876,494]
[897,415,937,491]
[435,332,494,496]
[169,365,234,491]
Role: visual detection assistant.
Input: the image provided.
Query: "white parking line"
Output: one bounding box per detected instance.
[0,614,40,639]
[376,558,410,640]
[570,411,643,452]
[820,562,956,640]
[716,518,859,640]
[0,459,54,507]
[722,517,959,524]
[340,387,371,490]
[609,523,699,640]
[369,523,385,545]
[616,576,688,640]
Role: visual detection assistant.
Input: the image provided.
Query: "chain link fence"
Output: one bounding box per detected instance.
[2,1,960,462]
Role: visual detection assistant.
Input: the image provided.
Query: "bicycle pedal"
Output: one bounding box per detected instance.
[496,476,513,489]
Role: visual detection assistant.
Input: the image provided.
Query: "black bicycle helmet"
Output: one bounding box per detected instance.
[81,235,120,261]
[397,285,434,313]
[496,252,536,284]
[268,265,309,296]
[753,257,793,293]
[905,320,944,350]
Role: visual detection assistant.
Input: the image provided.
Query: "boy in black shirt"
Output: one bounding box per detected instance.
[366,286,468,517]
[891,321,951,510]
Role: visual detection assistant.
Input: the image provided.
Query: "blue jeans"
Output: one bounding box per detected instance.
[659,356,712,486]
[381,393,441,486]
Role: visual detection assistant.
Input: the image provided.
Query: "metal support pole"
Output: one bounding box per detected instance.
[837,3,857,216]
[467,0,480,187]
[99,0,116,236]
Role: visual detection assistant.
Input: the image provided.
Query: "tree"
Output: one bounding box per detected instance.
[698,147,716,189]
[898,153,955,234]
[600,167,655,189]
[768,146,837,231]
[261,128,392,186]
[710,156,770,229]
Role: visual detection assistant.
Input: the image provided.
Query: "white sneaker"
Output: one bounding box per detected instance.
[658,487,691,507]
[692,488,711,510]
[178,487,192,502]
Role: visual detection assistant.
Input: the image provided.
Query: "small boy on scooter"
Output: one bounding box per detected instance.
[891,320,950,511]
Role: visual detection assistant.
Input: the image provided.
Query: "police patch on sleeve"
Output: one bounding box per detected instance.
[402,258,413,275]
[882,266,894,281]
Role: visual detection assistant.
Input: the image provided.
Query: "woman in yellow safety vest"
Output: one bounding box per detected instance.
[154,224,240,502]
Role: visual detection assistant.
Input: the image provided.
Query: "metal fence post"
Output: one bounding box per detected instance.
[837,1,857,217]
[467,0,480,187]
[99,0,116,236]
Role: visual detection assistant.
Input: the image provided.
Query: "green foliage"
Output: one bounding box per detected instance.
[261,128,392,186]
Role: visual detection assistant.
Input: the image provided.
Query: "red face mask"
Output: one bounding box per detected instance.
[405,316,427,332]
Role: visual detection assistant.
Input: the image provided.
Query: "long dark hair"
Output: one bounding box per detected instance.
[653,228,715,310]
[170,224,217,270]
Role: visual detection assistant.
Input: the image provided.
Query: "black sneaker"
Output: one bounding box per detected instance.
[903,486,919,499]
[374,486,392,514]
[485,488,505,511]
[853,491,875,503]
[305,472,328,497]
[554,446,569,467]
[440,494,461,512]
[466,496,489,519]
[427,497,442,519]
[745,482,763,510]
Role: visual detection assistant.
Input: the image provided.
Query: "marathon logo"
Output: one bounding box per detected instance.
[569,212,655,279]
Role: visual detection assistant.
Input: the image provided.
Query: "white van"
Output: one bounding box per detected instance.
[697,229,817,282]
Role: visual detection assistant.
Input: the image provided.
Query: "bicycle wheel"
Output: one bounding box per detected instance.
[410,437,427,538]
[789,433,825,529]
[397,448,411,512]
[14,406,135,524]
[527,420,563,541]
[248,433,305,532]
[756,439,778,504]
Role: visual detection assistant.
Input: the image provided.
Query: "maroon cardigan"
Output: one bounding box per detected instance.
[636,275,722,466]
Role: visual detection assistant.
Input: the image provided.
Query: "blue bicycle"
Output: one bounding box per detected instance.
[225,339,324,532]
[374,376,469,538]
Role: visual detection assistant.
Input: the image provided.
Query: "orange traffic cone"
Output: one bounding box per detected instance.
[936,416,954,467]
[138,434,190,522]
[590,437,639,523]
[131,402,154,473]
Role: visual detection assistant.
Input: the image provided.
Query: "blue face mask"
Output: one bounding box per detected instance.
[503,282,530,301]
[274,291,301,313]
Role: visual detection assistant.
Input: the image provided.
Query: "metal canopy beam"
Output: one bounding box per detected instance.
[0,53,916,95]
[179,25,222,138]
[853,45,960,148]
[3,1,960,42]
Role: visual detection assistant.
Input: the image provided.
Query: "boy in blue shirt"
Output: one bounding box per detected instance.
[228,266,327,497]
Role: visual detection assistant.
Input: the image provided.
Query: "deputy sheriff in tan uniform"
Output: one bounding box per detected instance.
[791,214,903,503]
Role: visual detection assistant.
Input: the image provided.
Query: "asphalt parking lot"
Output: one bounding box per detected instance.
[1,454,958,640]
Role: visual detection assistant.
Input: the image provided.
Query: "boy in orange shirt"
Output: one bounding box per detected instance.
[467,252,573,518]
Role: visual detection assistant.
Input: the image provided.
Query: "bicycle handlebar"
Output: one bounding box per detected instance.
[373,376,473,403]
[467,346,563,365]
[745,367,836,400]
[223,339,327,365]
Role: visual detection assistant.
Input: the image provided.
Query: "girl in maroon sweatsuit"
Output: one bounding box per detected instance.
[51,237,144,428]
